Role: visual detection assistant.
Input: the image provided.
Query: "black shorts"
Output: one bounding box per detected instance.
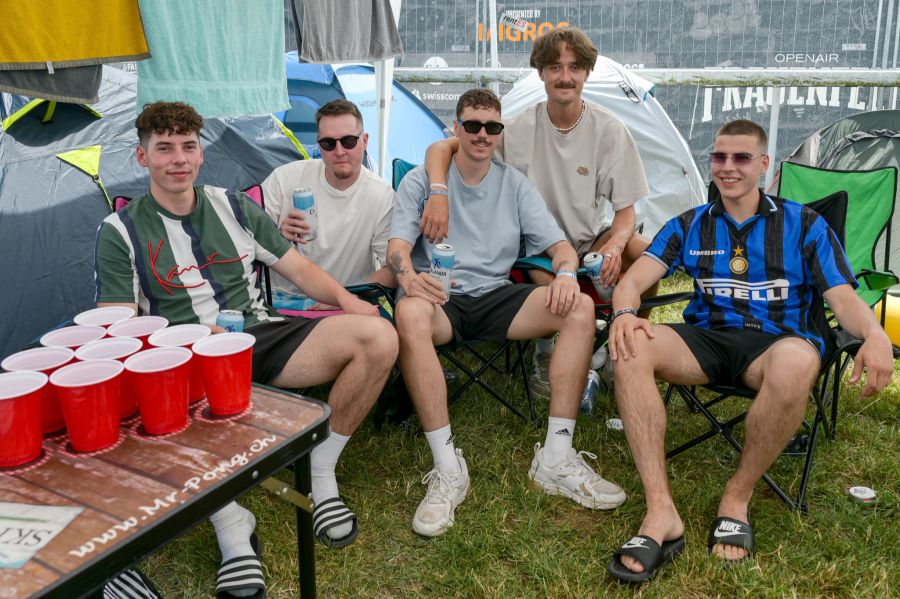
[441,284,538,346]
[246,316,324,384]
[665,324,815,386]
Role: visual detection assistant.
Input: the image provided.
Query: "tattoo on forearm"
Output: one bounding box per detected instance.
[388,251,409,277]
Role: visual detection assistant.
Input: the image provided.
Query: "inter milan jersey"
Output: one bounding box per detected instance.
[645,192,856,356]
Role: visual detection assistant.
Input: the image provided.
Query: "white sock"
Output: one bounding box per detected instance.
[425,423,461,476]
[543,417,576,466]
[311,431,353,541]
[535,336,555,355]
[210,502,256,563]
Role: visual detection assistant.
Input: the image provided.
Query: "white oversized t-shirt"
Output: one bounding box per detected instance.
[261,159,394,292]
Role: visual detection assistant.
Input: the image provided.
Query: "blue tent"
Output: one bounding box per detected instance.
[275,52,448,171]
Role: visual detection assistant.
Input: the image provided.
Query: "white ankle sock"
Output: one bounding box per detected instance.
[535,337,555,355]
[311,431,353,542]
[425,424,460,476]
[210,502,256,563]
[543,417,576,466]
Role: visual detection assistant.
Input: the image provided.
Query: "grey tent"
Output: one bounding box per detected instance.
[0,66,303,360]
[775,110,900,269]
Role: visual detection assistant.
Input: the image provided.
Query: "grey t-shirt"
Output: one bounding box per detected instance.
[390,159,566,297]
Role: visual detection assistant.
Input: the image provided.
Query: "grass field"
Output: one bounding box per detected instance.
[144,275,899,598]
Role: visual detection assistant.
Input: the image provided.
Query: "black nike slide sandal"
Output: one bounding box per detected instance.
[608,534,686,583]
[707,515,754,562]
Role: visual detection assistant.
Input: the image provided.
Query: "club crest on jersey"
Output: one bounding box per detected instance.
[729,246,748,275]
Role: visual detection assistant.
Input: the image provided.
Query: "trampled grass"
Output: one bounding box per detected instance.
[144,274,900,598]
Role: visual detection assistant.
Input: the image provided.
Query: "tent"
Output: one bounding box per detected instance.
[0,66,303,360]
[275,52,448,172]
[776,110,900,268]
[502,56,706,238]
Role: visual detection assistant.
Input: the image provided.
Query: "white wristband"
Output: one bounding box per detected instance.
[556,270,577,279]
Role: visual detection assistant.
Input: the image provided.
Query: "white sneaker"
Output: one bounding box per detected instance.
[412,449,470,537]
[527,443,626,510]
[528,351,552,400]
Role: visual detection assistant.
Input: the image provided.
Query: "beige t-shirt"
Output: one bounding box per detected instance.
[261,159,394,292]
[497,101,649,255]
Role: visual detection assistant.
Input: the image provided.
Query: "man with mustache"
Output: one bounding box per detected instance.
[420,27,652,399]
[389,88,626,539]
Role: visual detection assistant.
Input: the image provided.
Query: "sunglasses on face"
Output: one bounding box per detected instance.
[317,134,362,152]
[708,152,761,165]
[458,120,505,135]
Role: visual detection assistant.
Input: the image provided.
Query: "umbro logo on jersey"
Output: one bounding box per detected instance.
[689,249,726,256]
[696,278,789,302]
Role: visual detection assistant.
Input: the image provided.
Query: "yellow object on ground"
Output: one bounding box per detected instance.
[874,294,900,346]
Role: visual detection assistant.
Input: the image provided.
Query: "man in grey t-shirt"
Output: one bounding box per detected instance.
[388,89,626,539]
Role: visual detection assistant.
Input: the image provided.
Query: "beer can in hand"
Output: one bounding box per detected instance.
[430,243,455,295]
[216,310,245,333]
[583,252,614,301]
[292,187,317,241]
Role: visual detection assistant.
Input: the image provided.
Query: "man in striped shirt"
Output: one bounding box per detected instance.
[95,102,397,596]
[606,119,893,581]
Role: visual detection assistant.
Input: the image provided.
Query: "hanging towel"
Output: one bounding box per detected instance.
[0,65,102,104]
[137,0,289,118]
[0,0,149,70]
[293,0,403,63]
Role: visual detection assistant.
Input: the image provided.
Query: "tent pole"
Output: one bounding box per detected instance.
[488,0,499,94]
[764,87,781,190]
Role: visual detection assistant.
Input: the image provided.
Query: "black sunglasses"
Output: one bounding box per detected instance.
[708,152,761,165]
[458,120,504,135]
[317,134,362,152]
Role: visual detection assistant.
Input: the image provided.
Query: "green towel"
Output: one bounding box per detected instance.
[137,0,288,118]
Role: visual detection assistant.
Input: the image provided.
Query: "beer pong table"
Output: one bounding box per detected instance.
[0,385,329,598]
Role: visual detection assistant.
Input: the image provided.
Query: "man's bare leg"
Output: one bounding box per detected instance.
[711,337,819,561]
[272,314,398,435]
[613,325,709,573]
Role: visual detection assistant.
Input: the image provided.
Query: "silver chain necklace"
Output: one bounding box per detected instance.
[548,100,585,133]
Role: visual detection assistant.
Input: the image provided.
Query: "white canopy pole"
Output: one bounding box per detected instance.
[375,0,402,179]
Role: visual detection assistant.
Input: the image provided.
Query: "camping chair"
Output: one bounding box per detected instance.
[777,162,898,322]
[392,157,540,426]
[664,186,896,511]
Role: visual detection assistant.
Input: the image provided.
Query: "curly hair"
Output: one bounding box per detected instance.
[455,88,502,120]
[716,119,768,148]
[529,27,598,73]
[135,101,203,145]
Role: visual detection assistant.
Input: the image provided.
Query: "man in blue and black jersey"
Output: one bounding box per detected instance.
[95,101,398,597]
[604,119,893,582]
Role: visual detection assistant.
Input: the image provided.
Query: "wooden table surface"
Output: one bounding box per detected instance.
[0,385,328,598]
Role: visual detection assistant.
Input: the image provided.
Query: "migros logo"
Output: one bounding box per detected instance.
[477,21,570,43]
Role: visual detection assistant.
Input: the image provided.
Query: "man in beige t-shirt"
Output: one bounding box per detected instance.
[263,99,395,307]
[421,27,654,397]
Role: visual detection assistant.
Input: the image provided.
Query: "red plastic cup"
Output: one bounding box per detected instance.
[125,347,192,435]
[2,347,75,434]
[75,337,145,419]
[193,333,256,416]
[73,306,136,328]
[107,316,169,350]
[75,337,144,362]
[50,360,123,453]
[148,324,211,405]
[0,372,47,467]
[40,325,106,350]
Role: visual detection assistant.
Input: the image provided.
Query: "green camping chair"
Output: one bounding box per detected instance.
[391,158,539,426]
[777,162,898,317]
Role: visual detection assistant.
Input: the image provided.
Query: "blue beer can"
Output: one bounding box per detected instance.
[583,252,614,301]
[430,243,455,295]
[292,187,317,241]
[216,310,245,333]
